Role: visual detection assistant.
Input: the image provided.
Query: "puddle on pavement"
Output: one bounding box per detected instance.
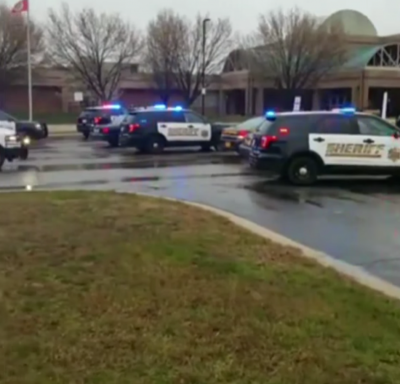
[16,154,242,172]
[246,179,370,207]
[0,169,258,191]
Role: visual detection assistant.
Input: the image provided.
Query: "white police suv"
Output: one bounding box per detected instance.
[248,108,400,185]
[0,119,24,169]
[119,105,222,153]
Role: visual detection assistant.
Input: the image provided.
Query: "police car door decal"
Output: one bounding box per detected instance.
[158,122,210,142]
[309,133,390,166]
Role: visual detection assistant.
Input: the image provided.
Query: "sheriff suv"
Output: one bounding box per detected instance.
[249,108,400,185]
[76,104,128,140]
[119,105,223,153]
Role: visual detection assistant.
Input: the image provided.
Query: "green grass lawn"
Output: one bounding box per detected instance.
[1,191,400,383]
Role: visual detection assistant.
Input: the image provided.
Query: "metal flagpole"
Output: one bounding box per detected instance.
[26,0,32,121]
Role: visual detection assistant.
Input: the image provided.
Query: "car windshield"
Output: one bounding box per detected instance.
[0,110,16,121]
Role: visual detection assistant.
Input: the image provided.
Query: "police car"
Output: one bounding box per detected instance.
[0,120,25,169]
[119,105,222,153]
[248,108,400,185]
[220,116,265,153]
[0,110,47,140]
[76,104,127,140]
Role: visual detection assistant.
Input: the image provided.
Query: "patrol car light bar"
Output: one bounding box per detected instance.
[102,104,121,109]
[340,107,355,114]
[152,104,183,111]
[265,110,276,119]
[331,107,355,114]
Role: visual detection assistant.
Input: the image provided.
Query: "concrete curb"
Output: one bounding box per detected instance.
[131,192,400,301]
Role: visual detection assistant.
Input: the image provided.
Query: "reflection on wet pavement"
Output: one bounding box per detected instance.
[4,138,400,287]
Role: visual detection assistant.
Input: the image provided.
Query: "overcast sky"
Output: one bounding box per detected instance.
[9,0,400,35]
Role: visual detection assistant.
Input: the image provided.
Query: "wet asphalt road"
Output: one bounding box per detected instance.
[3,137,400,287]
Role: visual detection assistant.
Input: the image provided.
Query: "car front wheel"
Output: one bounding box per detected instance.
[20,147,29,160]
[285,156,319,186]
[145,135,165,154]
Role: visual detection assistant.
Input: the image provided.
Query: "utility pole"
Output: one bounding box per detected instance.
[201,18,210,116]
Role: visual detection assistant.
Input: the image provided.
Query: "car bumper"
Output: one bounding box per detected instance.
[119,134,146,147]
[90,133,110,141]
[77,124,91,134]
[3,146,23,160]
[238,143,251,158]
[220,136,241,151]
[249,151,285,173]
[90,129,120,141]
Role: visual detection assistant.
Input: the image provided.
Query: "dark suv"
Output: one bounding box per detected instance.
[248,109,400,185]
[76,105,127,140]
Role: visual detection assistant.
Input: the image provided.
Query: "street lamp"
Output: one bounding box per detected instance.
[201,18,210,116]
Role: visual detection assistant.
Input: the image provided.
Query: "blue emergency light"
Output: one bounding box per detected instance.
[153,104,166,109]
[265,110,276,118]
[174,106,183,111]
[340,107,355,114]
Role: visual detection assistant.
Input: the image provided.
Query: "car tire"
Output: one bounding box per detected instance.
[42,123,48,138]
[145,135,165,154]
[285,156,319,186]
[0,148,5,171]
[20,147,29,160]
[82,132,90,140]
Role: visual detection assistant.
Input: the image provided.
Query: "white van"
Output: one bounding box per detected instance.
[0,120,24,170]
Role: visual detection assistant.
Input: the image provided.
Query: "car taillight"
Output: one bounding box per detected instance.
[129,124,139,132]
[238,130,248,138]
[278,127,290,135]
[102,128,110,133]
[94,117,101,124]
[261,135,277,148]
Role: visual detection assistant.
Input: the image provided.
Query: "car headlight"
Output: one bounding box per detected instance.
[23,137,30,145]
[35,123,41,129]
[5,135,18,141]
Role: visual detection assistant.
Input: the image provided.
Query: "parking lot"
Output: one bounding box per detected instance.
[3,137,400,287]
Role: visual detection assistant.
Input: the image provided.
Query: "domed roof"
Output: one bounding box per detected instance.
[321,9,377,36]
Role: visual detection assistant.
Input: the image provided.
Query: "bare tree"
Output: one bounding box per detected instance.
[144,10,182,104]
[243,7,348,91]
[146,10,233,106]
[0,3,43,90]
[46,3,143,102]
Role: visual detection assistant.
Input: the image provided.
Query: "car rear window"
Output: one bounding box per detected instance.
[258,119,275,134]
[259,114,314,135]
[125,112,147,123]
[237,116,265,131]
[127,111,185,123]
[81,108,124,117]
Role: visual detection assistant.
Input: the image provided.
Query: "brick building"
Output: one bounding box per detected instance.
[3,9,400,117]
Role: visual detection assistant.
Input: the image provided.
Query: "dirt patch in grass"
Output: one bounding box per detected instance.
[1,191,400,384]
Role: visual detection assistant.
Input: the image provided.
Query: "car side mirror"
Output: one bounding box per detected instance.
[393,132,399,139]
